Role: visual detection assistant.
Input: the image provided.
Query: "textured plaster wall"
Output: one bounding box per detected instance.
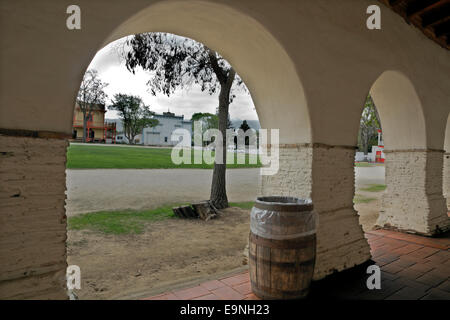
[260,145,370,280]
[0,0,449,298]
[377,150,449,235]
[445,154,450,210]
[312,146,370,280]
[0,0,449,147]
[259,145,312,198]
[0,135,68,299]
[444,115,450,210]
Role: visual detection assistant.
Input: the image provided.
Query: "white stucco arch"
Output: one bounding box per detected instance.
[75,0,311,145]
[2,0,450,299]
[369,70,427,150]
[370,71,449,235]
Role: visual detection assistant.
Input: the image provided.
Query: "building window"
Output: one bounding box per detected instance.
[164,137,168,142]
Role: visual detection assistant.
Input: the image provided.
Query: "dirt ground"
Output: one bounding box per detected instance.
[354,190,382,233]
[66,165,384,299]
[67,192,382,299]
[67,207,251,299]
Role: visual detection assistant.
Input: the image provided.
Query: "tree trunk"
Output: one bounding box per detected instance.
[210,69,235,209]
[127,132,135,145]
[363,137,368,155]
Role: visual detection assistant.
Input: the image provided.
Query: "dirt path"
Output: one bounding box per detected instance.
[66,168,260,216]
[354,190,383,232]
[67,207,251,300]
[65,166,385,216]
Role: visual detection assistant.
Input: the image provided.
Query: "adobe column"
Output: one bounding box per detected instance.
[0,133,68,299]
[311,144,370,280]
[377,149,450,235]
[259,144,313,199]
[444,152,450,211]
[260,143,371,281]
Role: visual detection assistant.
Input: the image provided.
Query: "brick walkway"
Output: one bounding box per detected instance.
[143,230,450,300]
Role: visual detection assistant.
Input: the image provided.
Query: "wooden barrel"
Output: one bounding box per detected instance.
[249,196,316,299]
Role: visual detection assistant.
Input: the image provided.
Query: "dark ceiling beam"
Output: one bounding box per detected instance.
[427,15,450,27]
[406,0,442,17]
[388,0,403,7]
[377,0,450,49]
[421,2,450,27]
[434,19,450,36]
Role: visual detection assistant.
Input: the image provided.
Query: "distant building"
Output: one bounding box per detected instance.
[355,129,385,163]
[104,118,140,144]
[72,102,116,143]
[142,111,192,146]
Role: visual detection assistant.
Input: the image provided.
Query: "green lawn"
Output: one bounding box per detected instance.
[360,184,387,192]
[68,205,180,234]
[354,162,384,167]
[68,202,255,235]
[66,144,262,169]
[353,194,376,204]
[229,201,255,210]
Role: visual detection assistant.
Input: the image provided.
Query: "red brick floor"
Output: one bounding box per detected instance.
[143,230,450,300]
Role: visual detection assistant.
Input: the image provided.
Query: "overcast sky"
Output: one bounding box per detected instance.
[87,38,258,121]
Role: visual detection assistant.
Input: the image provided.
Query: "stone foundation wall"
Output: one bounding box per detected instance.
[0,135,68,299]
[259,144,312,198]
[377,150,449,235]
[260,144,370,281]
[311,145,370,280]
[444,153,450,211]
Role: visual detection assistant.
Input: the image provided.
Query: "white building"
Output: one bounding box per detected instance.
[106,112,191,146]
[355,130,385,163]
[142,111,192,146]
[105,118,142,144]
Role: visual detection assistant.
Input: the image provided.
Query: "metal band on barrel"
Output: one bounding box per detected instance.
[249,254,315,268]
[249,232,316,249]
[253,202,313,212]
[250,226,316,240]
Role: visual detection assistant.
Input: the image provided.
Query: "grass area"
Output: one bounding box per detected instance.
[229,201,254,210]
[68,205,180,235]
[68,202,255,235]
[360,184,386,192]
[353,194,377,204]
[67,144,262,169]
[355,162,377,167]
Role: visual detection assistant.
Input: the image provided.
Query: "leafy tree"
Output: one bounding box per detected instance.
[239,120,251,132]
[124,33,246,209]
[358,94,381,154]
[191,112,219,146]
[77,69,108,142]
[109,94,159,144]
[192,112,218,131]
[239,120,252,146]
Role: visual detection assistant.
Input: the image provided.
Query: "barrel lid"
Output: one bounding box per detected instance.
[254,196,313,212]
